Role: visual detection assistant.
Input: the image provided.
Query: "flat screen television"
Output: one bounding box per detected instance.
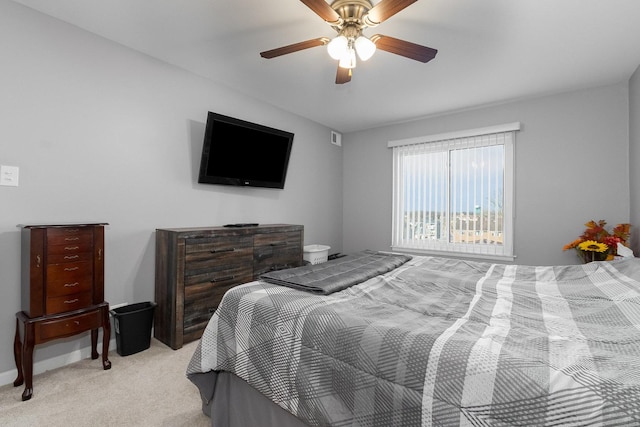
[198,112,294,189]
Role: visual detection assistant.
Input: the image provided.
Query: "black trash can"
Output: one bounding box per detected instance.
[110,302,157,356]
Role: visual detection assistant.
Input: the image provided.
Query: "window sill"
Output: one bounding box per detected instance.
[390,246,516,263]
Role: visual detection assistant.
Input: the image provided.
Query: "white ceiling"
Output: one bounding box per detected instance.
[12,0,640,132]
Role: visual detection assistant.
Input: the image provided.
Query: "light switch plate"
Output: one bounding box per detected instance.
[0,165,19,186]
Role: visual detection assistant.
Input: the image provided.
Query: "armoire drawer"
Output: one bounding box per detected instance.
[46,291,93,315]
[46,251,92,264]
[46,227,93,245]
[47,238,93,253]
[37,308,102,341]
[46,276,93,297]
[46,261,93,285]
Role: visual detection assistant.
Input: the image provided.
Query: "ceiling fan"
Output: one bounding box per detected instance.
[260,0,437,84]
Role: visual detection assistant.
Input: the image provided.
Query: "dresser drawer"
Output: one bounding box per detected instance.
[183,264,253,336]
[185,247,253,273]
[37,309,102,341]
[254,231,301,248]
[185,236,252,263]
[46,291,93,315]
[253,231,303,276]
[182,269,252,343]
[184,265,253,299]
[186,235,253,253]
[46,227,93,246]
[183,281,242,339]
[184,263,252,287]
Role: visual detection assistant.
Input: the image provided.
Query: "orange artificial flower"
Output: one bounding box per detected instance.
[563,219,631,263]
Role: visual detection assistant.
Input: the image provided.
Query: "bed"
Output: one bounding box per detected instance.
[186,251,640,426]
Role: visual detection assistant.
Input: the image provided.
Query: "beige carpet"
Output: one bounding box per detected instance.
[0,339,210,427]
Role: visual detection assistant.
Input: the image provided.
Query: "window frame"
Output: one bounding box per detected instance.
[388,122,520,261]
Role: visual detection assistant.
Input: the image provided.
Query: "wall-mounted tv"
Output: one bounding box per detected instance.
[198,112,294,189]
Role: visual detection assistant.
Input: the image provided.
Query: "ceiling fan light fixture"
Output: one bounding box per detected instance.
[261,0,435,84]
[327,35,348,60]
[338,47,357,69]
[354,35,376,61]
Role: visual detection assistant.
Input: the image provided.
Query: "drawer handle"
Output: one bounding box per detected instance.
[65,228,81,233]
[65,246,80,251]
[210,248,236,254]
[64,255,80,260]
[64,282,79,287]
[269,242,286,247]
[98,248,102,261]
[65,237,80,241]
[270,264,290,271]
[64,299,79,304]
[36,255,41,268]
[211,275,235,283]
[64,266,79,271]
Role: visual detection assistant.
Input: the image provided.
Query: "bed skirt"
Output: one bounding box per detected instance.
[191,370,310,427]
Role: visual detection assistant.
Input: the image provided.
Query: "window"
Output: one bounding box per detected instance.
[389,123,519,260]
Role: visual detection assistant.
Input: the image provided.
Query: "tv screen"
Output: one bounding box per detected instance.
[198,112,294,189]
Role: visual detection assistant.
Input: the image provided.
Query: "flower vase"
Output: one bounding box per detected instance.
[577,249,610,263]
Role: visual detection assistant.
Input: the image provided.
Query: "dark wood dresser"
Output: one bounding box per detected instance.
[13,223,111,401]
[154,224,304,349]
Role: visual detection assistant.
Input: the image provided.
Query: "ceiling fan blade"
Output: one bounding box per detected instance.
[300,0,341,24]
[260,37,329,59]
[371,34,437,63]
[364,0,417,25]
[336,66,352,84]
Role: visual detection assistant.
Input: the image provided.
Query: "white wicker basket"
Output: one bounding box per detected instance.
[303,244,331,265]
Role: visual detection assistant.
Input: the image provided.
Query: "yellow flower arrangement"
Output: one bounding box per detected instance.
[563,220,631,263]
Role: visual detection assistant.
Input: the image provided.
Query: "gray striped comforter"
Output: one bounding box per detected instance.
[187,256,640,426]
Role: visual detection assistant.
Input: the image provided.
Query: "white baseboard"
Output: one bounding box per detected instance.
[0,338,117,387]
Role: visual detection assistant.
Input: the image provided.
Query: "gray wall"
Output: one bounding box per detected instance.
[343,83,630,266]
[0,2,342,378]
[630,65,640,254]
